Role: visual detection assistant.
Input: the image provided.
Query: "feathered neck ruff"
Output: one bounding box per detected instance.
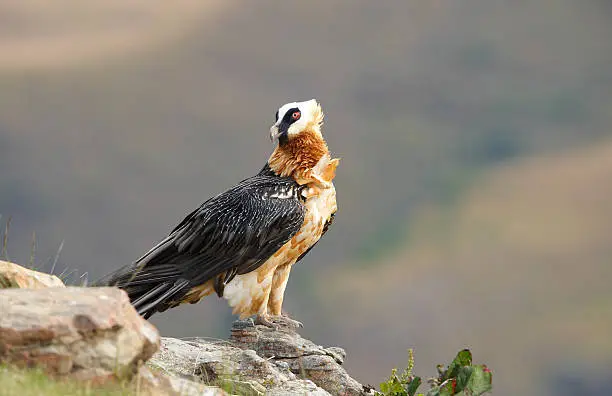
[268,129,329,185]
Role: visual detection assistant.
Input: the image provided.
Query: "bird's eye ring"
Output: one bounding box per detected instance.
[291,111,301,120]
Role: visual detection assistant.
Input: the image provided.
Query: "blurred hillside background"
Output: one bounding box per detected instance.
[1,1,611,395]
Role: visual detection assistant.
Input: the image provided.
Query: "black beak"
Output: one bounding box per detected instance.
[270,121,290,145]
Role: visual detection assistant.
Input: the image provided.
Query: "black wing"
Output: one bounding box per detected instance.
[95,170,305,318]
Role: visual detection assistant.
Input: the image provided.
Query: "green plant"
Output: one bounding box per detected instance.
[379,349,422,396]
[378,349,492,396]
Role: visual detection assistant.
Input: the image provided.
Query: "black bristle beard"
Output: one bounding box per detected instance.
[278,131,289,146]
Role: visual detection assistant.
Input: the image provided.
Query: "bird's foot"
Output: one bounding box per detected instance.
[254,313,303,330]
[279,312,303,328]
[255,313,279,330]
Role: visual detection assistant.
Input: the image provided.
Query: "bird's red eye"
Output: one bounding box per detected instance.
[292,111,301,120]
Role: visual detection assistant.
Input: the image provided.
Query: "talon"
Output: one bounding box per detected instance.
[287,318,303,328]
[255,314,279,330]
[280,313,303,328]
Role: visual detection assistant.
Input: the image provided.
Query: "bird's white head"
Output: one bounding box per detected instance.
[270,99,324,145]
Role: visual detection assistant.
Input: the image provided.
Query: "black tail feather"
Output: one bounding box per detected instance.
[133,279,190,317]
[92,260,189,318]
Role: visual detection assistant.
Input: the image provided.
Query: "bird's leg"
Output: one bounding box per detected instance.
[268,264,291,316]
[267,264,303,328]
[253,276,278,329]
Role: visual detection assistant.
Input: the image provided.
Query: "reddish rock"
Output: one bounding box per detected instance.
[0,287,159,381]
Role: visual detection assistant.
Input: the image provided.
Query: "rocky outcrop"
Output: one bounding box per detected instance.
[231,319,367,395]
[0,261,372,395]
[0,287,159,382]
[149,319,373,396]
[0,260,65,288]
[150,336,327,395]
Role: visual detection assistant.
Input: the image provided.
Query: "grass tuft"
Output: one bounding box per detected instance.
[2,215,10,260]
[0,365,136,396]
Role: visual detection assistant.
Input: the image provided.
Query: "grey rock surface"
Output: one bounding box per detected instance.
[149,319,374,396]
[150,336,327,395]
[135,365,228,396]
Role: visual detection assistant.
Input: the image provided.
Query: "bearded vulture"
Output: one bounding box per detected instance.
[95,99,339,328]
